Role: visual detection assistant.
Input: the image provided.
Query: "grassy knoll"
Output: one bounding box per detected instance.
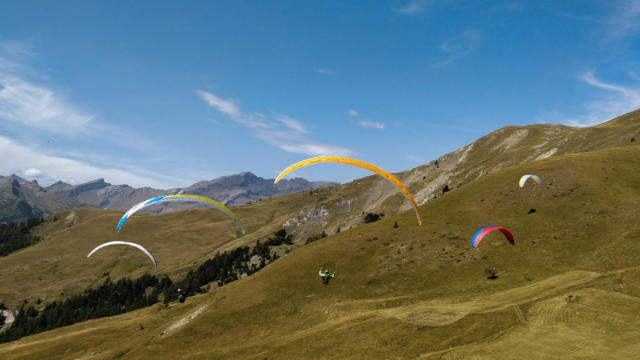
[0,144,638,359]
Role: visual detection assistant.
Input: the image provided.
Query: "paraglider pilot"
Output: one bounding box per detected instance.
[319,267,335,285]
[177,288,186,303]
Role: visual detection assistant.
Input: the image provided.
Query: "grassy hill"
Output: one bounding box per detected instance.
[0,141,639,358]
[0,188,320,306]
[0,111,639,359]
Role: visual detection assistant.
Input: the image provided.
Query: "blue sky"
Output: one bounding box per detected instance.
[1,0,639,188]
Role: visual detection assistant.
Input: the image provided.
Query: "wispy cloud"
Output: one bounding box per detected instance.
[555,1,640,45]
[0,74,94,135]
[0,43,155,153]
[359,120,386,130]
[317,68,335,75]
[0,41,93,136]
[604,0,640,42]
[0,41,178,188]
[196,90,240,116]
[348,109,386,130]
[396,0,426,15]
[0,43,92,136]
[629,71,640,81]
[277,143,353,157]
[198,90,354,156]
[430,30,480,69]
[541,71,640,127]
[582,71,636,96]
[0,41,34,75]
[1,41,34,58]
[277,115,308,134]
[0,135,182,188]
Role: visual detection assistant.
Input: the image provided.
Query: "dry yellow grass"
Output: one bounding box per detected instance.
[1,143,639,359]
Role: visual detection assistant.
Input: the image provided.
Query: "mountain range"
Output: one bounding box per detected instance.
[0,172,336,223]
[0,175,83,223]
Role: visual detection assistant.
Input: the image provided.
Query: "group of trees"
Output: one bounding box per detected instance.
[364,212,384,224]
[252,228,293,259]
[0,218,44,256]
[0,274,173,343]
[163,246,252,302]
[164,228,295,302]
[0,227,295,343]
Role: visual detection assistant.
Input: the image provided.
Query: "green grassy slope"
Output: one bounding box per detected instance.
[1,144,639,359]
[0,189,320,306]
[3,110,640,308]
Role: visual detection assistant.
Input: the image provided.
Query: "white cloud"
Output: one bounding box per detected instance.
[198,90,354,156]
[359,120,386,130]
[277,143,354,157]
[396,0,426,15]
[430,30,480,69]
[0,43,94,136]
[0,46,154,153]
[541,71,640,127]
[317,68,335,74]
[24,168,41,176]
[628,70,640,81]
[582,71,637,97]
[347,109,359,117]
[567,71,640,126]
[0,135,182,188]
[0,42,191,188]
[196,90,241,116]
[0,74,93,135]
[277,115,308,134]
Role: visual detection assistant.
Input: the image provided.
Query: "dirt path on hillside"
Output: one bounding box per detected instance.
[380,270,600,326]
[244,270,603,358]
[159,303,209,337]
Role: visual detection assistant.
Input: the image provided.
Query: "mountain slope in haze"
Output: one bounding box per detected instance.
[0,175,84,223]
[179,171,335,205]
[46,178,178,210]
[1,142,639,359]
[45,172,336,212]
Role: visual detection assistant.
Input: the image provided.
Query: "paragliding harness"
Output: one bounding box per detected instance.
[319,265,335,285]
[177,288,186,303]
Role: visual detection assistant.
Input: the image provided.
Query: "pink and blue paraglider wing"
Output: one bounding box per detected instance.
[471,226,514,248]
